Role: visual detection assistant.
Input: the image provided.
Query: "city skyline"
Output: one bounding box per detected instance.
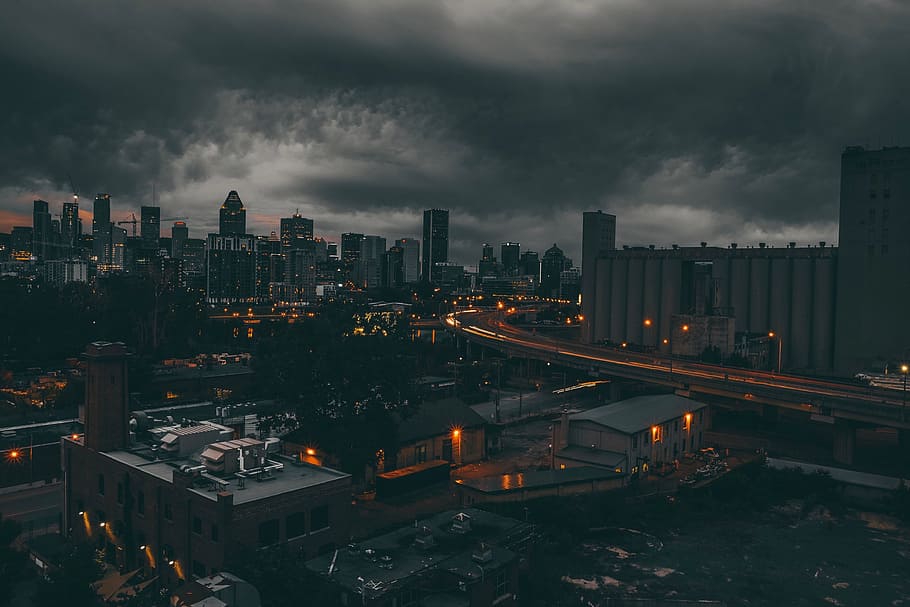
[5,2,910,263]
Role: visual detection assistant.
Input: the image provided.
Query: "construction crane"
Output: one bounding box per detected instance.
[117,213,138,236]
[67,174,79,204]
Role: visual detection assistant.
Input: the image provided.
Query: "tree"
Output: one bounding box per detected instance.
[0,513,26,607]
[33,543,103,607]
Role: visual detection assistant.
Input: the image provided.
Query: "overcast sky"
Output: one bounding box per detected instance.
[3,0,910,265]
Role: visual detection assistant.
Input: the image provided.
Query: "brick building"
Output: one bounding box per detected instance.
[62,342,352,590]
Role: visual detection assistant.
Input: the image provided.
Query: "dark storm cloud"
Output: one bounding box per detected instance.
[3,0,910,263]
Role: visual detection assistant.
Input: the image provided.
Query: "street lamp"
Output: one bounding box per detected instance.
[768,332,782,374]
[901,364,909,421]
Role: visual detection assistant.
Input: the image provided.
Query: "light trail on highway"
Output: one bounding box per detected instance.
[445,310,908,414]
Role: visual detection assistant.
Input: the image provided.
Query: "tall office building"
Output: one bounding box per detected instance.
[581,210,616,343]
[501,242,520,276]
[359,235,387,289]
[11,226,33,261]
[32,200,52,261]
[206,233,258,303]
[479,243,499,278]
[834,146,910,372]
[341,233,364,265]
[382,246,405,288]
[541,244,568,298]
[140,206,161,249]
[171,221,189,259]
[280,212,314,248]
[422,209,449,283]
[519,250,540,280]
[92,194,112,265]
[395,238,420,284]
[219,190,247,236]
[61,201,81,249]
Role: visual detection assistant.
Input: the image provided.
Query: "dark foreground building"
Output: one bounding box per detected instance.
[63,342,352,590]
[306,508,533,607]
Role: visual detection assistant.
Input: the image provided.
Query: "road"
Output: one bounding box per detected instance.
[0,483,62,530]
[447,309,910,427]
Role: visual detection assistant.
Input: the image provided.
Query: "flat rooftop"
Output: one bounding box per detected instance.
[569,394,707,435]
[98,448,348,504]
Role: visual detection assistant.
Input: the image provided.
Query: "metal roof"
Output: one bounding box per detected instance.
[567,393,707,434]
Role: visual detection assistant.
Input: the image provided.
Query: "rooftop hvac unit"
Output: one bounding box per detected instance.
[451,512,472,534]
[414,526,436,550]
[472,542,493,564]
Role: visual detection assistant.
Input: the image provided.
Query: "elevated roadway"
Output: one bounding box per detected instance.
[445,310,910,432]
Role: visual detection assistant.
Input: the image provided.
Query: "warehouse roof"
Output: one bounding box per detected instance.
[568,394,706,435]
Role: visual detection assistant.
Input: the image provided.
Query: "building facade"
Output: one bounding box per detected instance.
[206,234,258,304]
[63,342,352,589]
[834,146,910,372]
[552,394,709,475]
[394,238,420,284]
[218,191,247,236]
[581,210,617,342]
[422,209,449,283]
[140,206,161,250]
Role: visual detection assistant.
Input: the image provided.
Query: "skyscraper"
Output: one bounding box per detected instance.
[280,212,314,248]
[92,193,112,265]
[32,199,52,261]
[581,210,616,343]
[206,233,258,303]
[140,206,161,249]
[11,226,33,261]
[382,246,405,288]
[219,190,247,236]
[834,146,910,372]
[422,209,449,283]
[519,250,540,280]
[395,238,420,284]
[359,235,387,289]
[501,242,520,276]
[61,201,81,250]
[541,244,567,298]
[171,221,189,259]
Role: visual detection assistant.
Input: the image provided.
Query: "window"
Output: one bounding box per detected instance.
[495,569,509,598]
[310,505,329,532]
[882,228,889,241]
[258,519,280,546]
[415,444,427,464]
[287,512,306,538]
[98,474,105,496]
[164,503,173,522]
[211,524,220,542]
[643,430,650,445]
[117,482,124,505]
[137,491,145,515]
[192,517,202,535]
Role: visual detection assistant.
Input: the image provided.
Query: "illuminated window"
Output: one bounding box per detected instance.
[651,426,662,443]
[559,463,566,470]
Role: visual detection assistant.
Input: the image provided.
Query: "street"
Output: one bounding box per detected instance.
[0,483,62,534]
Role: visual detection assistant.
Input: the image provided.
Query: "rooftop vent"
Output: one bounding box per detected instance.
[451,512,472,534]
[414,526,436,550]
[819,241,826,248]
[472,542,494,564]
[730,243,738,249]
[759,242,766,249]
[788,242,796,248]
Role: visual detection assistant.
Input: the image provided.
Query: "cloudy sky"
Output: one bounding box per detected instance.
[2,0,910,265]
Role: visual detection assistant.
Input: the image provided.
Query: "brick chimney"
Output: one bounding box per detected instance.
[83,342,130,452]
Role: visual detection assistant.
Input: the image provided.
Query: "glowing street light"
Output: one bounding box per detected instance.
[8,450,19,460]
[902,364,909,420]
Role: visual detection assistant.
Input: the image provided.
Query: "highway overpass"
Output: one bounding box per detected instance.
[444,309,910,465]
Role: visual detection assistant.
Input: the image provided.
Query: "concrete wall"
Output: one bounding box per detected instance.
[587,246,837,371]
